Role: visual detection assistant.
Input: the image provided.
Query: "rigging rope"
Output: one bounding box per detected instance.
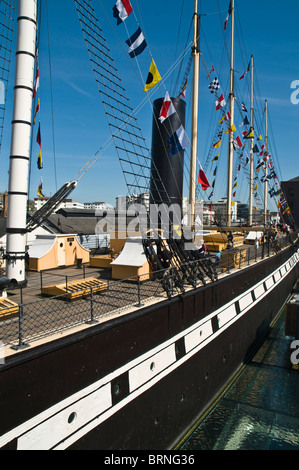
[45,0,58,192]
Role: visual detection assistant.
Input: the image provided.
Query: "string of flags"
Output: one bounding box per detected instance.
[112,0,161,92]
[206,88,283,214]
[239,60,251,80]
[113,1,286,214]
[36,123,42,170]
[205,72,227,196]
[32,45,45,199]
[177,78,188,99]
[112,2,193,163]
[205,70,260,206]
[197,9,287,214]
[234,99,285,212]
[224,1,232,31]
[33,48,39,99]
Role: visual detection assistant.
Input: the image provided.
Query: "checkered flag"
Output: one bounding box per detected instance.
[209,77,220,94]
[217,129,223,140]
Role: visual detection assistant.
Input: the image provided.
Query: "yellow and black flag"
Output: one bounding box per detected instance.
[37,177,44,198]
[143,59,161,92]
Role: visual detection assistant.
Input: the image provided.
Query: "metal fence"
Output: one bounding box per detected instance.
[0,234,294,350]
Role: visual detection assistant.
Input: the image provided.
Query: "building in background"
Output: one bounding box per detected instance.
[281,177,299,229]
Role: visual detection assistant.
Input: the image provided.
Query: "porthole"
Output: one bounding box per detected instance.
[150,362,155,371]
[68,412,77,424]
[113,384,120,395]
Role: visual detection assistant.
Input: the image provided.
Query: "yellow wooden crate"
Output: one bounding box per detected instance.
[205,242,227,252]
[42,277,108,300]
[0,297,19,319]
[220,248,247,271]
[90,255,114,268]
[204,234,244,251]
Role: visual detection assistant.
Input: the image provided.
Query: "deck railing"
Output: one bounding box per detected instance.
[0,234,295,351]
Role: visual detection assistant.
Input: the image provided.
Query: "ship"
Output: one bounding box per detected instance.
[0,0,298,451]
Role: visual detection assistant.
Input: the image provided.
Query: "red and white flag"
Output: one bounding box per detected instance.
[177,78,188,98]
[219,111,231,124]
[113,0,133,25]
[33,98,40,125]
[234,136,243,148]
[33,68,39,98]
[224,1,232,30]
[215,94,226,110]
[198,165,210,191]
[159,92,176,123]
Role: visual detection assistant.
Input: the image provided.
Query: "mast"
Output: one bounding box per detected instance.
[263,99,268,226]
[189,0,200,233]
[6,0,38,285]
[248,54,254,226]
[226,0,234,227]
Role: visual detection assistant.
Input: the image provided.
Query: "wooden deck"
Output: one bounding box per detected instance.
[5,265,111,305]
[2,241,277,307]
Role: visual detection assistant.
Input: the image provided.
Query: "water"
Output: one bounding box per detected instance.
[180,308,299,450]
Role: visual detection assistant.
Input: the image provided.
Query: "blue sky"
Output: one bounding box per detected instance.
[1,0,299,211]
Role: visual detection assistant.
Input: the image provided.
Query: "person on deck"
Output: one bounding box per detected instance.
[227,231,234,249]
[198,242,207,258]
[215,250,221,268]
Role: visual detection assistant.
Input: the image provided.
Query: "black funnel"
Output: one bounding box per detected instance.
[150,97,186,209]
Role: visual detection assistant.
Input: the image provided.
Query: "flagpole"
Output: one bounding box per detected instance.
[226,0,234,227]
[263,99,268,226]
[249,54,254,226]
[189,0,200,234]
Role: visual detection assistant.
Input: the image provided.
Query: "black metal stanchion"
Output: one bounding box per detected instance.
[86,287,98,325]
[11,303,29,351]
[136,275,145,307]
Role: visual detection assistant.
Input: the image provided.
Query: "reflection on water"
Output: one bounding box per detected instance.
[180,311,299,450]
